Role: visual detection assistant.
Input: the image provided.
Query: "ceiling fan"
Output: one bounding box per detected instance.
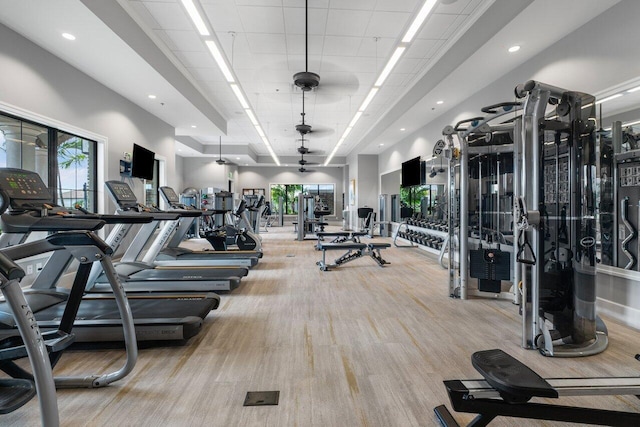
[297,132,316,155]
[293,0,319,93]
[291,0,335,142]
[297,134,317,173]
[215,136,225,165]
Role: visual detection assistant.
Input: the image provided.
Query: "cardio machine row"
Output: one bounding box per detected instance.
[0,168,264,426]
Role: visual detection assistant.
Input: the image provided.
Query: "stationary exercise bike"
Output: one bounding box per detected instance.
[203,200,262,251]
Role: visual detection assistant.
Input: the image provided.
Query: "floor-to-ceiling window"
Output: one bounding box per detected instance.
[56,130,97,211]
[0,112,97,210]
[270,183,335,215]
[145,159,160,207]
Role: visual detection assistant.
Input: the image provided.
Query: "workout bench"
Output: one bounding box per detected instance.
[316,242,391,271]
[314,231,368,250]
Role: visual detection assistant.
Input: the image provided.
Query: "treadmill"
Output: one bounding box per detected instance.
[87,181,248,292]
[0,168,219,343]
[155,186,260,268]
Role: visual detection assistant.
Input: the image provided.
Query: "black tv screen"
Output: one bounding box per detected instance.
[131,143,155,180]
[401,156,422,188]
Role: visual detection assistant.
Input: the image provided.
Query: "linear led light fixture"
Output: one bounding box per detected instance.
[595,93,622,105]
[181,0,209,35]
[375,46,406,87]
[627,85,640,93]
[402,0,438,43]
[256,126,265,138]
[205,40,234,83]
[245,109,259,126]
[230,84,249,109]
[348,111,363,129]
[359,87,379,112]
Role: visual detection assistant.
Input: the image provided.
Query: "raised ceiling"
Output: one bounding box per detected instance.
[0,0,630,165]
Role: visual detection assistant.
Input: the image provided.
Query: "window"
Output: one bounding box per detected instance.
[0,111,97,210]
[145,159,160,207]
[0,114,49,182]
[56,131,96,211]
[270,183,335,215]
[400,184,444,219]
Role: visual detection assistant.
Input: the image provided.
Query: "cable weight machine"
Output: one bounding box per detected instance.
[515,80,607,357]
[445,102,522,302]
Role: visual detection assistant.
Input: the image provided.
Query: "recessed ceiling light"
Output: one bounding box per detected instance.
[379,143,384,146]
[178,149,182,152]
[245,163,248,166]
[400,128,406,131]
[62,33,76,41]
[148,94,157,99]
[236,157,240,160]
[191,125,197,128]
[436,100,444,105]
[508,45,520,53]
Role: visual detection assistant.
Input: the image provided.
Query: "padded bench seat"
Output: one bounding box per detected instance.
[314,231,369,249]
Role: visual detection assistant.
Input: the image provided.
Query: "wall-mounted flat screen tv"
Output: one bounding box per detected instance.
[131,143,155,181]
[401,156,422,188]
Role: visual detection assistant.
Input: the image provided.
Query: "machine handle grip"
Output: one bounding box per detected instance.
[454,116,485,132]
[480,102,522,114]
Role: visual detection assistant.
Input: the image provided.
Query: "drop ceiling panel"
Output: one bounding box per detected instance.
[364,11,412,38]
[285,34,324,55]
[325,9,371,37]
[332,0,377,11]
[201,2,244,32]
[233,53,289,71]
[234,0,282,6]
[283,7,328,35]
[237,5,285,33]
[321,36,363,57]
[320,55,376,73]
[283,0,330,8]
[376,0,419,13]
[356,37,395,58]
[245,33,287,54]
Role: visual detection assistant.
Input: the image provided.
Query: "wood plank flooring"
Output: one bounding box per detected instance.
[3,226,640,426]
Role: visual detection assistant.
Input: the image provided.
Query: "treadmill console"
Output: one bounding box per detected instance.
[0,168,53,210]
[105,181,138,208]
[160,186,180,204]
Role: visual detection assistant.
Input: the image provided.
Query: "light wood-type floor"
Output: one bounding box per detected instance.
[3,226,640,426]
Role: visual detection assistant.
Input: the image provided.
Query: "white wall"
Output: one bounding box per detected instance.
[0,23,177,212]
[357,155,378,210]
[179,157,239,193]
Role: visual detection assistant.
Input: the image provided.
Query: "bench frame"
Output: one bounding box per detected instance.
[316,242,390,271]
